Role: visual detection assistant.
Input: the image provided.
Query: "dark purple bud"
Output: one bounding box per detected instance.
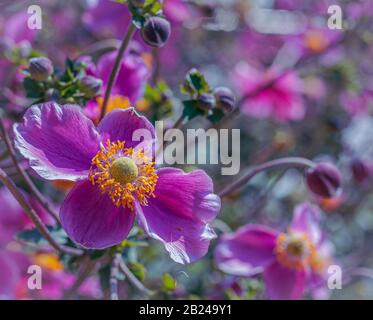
[198,93,216,111]
[29,57,53,81]
[351,158,373,183]
[306,162,342,198]
[79,76,102,98]
[213,87,236,112]
[141,16,171,48]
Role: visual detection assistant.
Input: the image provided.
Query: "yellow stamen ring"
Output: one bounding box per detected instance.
[274,231,317,271]
[88,140,158,209]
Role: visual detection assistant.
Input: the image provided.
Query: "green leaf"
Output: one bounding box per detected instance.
[182,100,205,120]
[162,273,177,292]
[17,226,68,245]
[185,68,210,95]
[207,108,225,123]
[23,77,44,99]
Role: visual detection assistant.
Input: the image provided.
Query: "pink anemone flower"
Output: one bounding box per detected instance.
[215,203,334,299]
[14,103,220,264]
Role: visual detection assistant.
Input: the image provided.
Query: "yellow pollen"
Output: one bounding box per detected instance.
[97,95,130,114]
[89,139,158,209]
[110,157,139,184]
[275,231,317,270]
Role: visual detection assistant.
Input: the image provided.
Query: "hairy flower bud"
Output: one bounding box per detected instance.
[306,162,342,198]
[141,16,171,48]
[29,57,53,81]
[213,87,236,112]
[198,93,216,111]
[79,76,102,98]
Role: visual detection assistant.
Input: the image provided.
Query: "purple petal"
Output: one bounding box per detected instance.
[60,180,135,249]
[96,51,149,104]
[290,202,322,244]
[136,168,221,264]
[264,262,306,300]
[215,224,278,277]
[14,103,101,181]
[97,108,155,149]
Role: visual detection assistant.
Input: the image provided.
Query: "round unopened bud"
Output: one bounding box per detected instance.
[29,57,53,81]
[79,76,102,98]
[351,158,373,183]
[213,87,236,112]
[306,162,342,198]
[198,93,216,111]
[141,16,171,48]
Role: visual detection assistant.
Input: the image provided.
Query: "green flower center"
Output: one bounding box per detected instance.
[109,157,139,185]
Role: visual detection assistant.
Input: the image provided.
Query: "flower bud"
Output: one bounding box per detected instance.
[306,162,342,198]
[198,93,216,111]
[79,76,102,98]
[213,87,236,112]
[141,16,171,48]
[29,57,53,81]
[351,158,373,183]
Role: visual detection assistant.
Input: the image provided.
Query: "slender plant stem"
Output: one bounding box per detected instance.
[118,255,154,297]
[0,168,83,256]
[218,157,315,198]
[110,254,121,300]
[0,119,60,223]
[99,23,137,121]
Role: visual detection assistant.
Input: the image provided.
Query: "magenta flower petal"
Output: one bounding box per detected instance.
[60,180,135,249]
[136,168,221,264]
[264,262,306,300]
[98,108,155,150]
[14,102,101,181]
[96,51,149,104]
[290,202,322,244]
[215,224,278,277]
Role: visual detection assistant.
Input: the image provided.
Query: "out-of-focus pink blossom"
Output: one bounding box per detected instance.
[233,63,305,122]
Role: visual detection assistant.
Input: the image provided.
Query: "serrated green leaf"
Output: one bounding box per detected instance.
[186,69,210,95]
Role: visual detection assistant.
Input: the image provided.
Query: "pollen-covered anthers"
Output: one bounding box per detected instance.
[88,139,158,209]
[274,231,317,271]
